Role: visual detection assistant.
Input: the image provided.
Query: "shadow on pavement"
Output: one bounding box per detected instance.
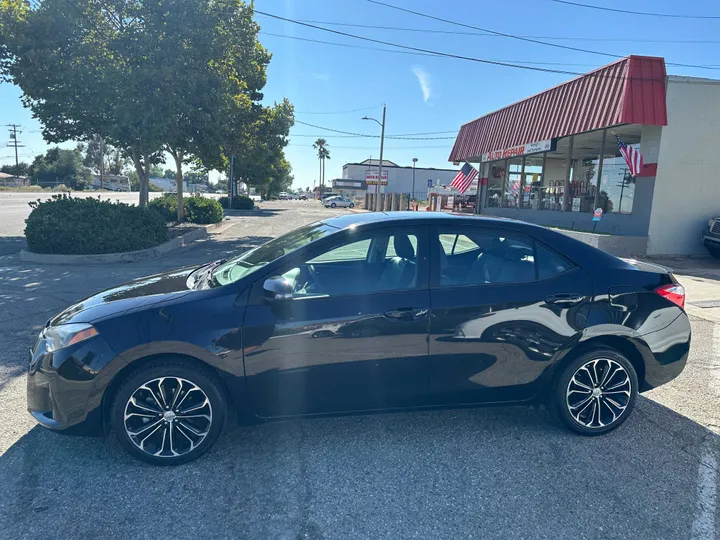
[0,397,717,539]
[224,207,286,218]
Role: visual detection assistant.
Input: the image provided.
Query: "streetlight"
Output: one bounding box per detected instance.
[362,104,386,210]
[412,157,418,202]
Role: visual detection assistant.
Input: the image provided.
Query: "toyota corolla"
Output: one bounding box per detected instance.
[28,212,690,465]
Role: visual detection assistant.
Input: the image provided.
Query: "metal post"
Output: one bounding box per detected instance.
[377,104,386,205]
[412,157,418,200]
[593,129,607,211]
[229,154,235,207]
[99,136,105,191]
[562,135,574,212]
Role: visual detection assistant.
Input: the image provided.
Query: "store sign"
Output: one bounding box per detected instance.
[335,181,363,188]
[365,170,388,185]
[592,208,603,222]
[482,139,556,163]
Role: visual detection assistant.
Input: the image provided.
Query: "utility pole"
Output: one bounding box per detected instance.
[412,157,418,201]
[99,136,105,190]
[362,104,386,210]
[229,154,235,207]
[6,124,24,171]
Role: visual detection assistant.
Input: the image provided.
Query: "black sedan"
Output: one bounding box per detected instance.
[28,212,691,465]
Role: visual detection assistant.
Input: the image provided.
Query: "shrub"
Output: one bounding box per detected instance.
[185,196,223,224]
[25,194,168,255]
[148,193,177,221]
[149,194,223,224]
[218,195,254,210]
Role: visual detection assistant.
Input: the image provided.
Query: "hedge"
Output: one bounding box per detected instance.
[218,195,254,210]
[25,194,168,255]
[149,194,224,224]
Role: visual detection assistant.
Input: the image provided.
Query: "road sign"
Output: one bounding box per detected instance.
[592,208,603,222]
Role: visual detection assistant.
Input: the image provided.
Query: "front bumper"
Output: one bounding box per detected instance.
[27,332,123,435]
[702,231,720,247]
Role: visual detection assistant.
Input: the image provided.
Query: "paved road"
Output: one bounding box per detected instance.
[0,201,718,540]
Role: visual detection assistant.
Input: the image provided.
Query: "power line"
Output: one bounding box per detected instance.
[294,120,456,139]
[548,0,720,19]
[296,19,720,44]
[6,124,25,169]
[260,32,619,67]
[294,105,379,115]
[256,10,720,81]
[363,0,720,71]
[287,144,449,149]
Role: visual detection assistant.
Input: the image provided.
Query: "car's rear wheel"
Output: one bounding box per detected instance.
[349,203,355,208]
[553,349,638,435]
[330,203,336,208]
[111,358,227,465]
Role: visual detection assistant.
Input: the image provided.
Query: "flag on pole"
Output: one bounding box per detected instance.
[450,162,478,194]
[615,135,643,177]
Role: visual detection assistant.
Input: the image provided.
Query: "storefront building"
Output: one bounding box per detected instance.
[449,55,720,256]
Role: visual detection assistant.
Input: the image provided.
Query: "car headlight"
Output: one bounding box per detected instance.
[43,323,98,352]
[709,218,716,228]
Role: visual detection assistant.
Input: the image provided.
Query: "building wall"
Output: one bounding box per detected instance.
[343,163,460,199]
[647,77,720,256]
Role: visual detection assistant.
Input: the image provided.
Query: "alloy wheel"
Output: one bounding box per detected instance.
[565,358,631,429]
[123,377,213,458]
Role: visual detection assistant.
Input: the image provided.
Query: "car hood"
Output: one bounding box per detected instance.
[49,266,198,326]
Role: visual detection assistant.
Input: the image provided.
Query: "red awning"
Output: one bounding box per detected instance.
[449,56,667,163]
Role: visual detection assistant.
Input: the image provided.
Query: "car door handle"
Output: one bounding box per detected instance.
[545,294,585,306]
[384,308,428,320]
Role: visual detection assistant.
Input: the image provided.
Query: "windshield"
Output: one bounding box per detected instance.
[209,222,337,287]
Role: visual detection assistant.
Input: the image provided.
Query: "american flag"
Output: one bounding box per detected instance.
[616,135,643,177]
[450,162,478,194]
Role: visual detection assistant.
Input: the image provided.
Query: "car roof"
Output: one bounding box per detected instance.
[321,211,630,271]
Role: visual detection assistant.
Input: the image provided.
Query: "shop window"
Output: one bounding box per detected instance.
[523,155,543,210]
[486,162,506,208]
[597,152,636,214]
[538,157,566,211]
[502,158,523,208]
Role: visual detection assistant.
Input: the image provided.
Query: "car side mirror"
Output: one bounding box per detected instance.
[263,276,294,301]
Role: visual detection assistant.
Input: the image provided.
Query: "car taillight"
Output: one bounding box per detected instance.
[656,283,686,309]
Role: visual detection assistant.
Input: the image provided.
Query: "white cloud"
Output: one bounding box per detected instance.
[412,65,431,103]
[311,73,331,82]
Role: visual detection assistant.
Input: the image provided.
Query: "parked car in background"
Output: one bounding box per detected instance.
[278,192,291,200]
[28,213,690,465]
[702,217,720,258]
[325,196,355,208]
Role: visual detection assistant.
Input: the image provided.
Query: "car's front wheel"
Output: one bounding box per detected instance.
[554,349,638,435]
[349,203,355,208]
[330,203,336,208]
[111,358,227,465]
[706,244,720,259]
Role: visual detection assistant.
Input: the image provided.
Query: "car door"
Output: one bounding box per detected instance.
[428,225,592,405]
[242,225,431,419]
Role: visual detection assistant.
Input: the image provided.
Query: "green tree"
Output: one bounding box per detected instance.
[76,135,125,180]
[1,0,277,215]
[313,138,330,194]
[29,148,92,189]
[149,164,165,179]
[1,162,29,176]
[163,169,176,179]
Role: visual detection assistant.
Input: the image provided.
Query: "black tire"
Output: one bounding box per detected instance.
[707,245,720,259]
[349,203,355,208]
[330,203,336,208]
[553,349,638,436]
[111,358,227,465]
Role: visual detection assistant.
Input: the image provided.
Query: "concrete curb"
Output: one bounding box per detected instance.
[20,222,226,265]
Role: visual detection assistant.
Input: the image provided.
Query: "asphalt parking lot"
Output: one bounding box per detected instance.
[0,200,718,539]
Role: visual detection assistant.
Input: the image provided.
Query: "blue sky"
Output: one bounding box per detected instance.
[2,0,719,188]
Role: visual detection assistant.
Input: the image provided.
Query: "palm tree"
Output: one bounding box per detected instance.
[313,138,330,195]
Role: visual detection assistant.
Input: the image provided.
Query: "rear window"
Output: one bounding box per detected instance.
[536,244,573,280]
